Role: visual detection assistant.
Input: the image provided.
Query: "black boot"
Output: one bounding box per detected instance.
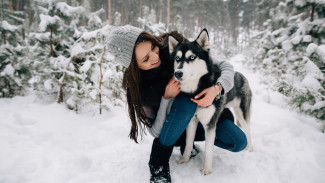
[149,138,173,183]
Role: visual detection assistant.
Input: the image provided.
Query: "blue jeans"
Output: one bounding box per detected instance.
[195,119,247,152]
[159,95,197,146]
[159,95,247,152]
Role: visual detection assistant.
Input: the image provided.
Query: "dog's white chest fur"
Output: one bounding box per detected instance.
[180,79,201,93]
[195,105,216,125]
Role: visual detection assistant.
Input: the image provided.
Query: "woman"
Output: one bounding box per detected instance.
[106,25,247,183]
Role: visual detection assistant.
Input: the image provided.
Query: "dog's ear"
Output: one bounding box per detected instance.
[168,35,179,54]
[195,28,210,51]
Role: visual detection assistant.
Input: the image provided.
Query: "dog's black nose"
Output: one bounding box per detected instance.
[174,71,183,79]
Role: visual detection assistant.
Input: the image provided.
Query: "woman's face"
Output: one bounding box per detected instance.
[135,41,161,70]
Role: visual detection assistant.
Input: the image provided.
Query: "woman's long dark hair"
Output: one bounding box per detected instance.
[122,32,161,143]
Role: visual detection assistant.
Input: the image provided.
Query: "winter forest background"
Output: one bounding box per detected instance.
[1,0,325,182]
[0,0,324,120]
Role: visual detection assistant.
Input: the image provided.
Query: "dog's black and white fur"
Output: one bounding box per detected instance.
[168,29,253,175]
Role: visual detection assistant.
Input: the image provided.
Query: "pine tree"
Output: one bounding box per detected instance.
[252,0,325,120]
[26,0,124,114]
[0,0,30,98]
[63,25,125,114]
[28,0,85,100]
[138,5,166,36]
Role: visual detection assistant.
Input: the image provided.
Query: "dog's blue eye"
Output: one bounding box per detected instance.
[175,56,180,62]
[189,56,196,60]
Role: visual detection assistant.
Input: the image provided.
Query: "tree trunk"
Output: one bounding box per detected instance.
[8,0,13,10]
[27,0,33,27]
[22,0,26,40]
[124,2,129,25]
[121,0,124,25]
[139,0,142,27]
[22,28,25,40]
[57,59,72,103]
[131,11,134,25]
[108,0,111,24]
[310,3,315,22]
[16,0,20,10]
[167,0,170,31]
[50,27,55,57]
[57,76,65,103]
[80,0,87,26]
[229,0,240,46]
[3,31,6,44]
[99,47,106,115]
[156,7,159,23]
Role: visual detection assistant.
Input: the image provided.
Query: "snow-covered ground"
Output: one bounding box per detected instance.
[1,55,324,183]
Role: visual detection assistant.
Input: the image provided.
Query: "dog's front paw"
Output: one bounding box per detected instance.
[176,156,190,164]
[200,167,212,175]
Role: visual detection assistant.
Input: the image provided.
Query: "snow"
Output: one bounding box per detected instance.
[1,20,18,32]
[302,74,323,90]
[303,101,325,112]
[304,60,323,79]
[80,60,94,73]
[316,45,325,63]
[316,0,325,5]
[80,25,112,41]
[39,14,61,32]
[302,35,312,43]
[103,51,115,61]
[44,79,53,90]
[52,55,70,70]
[291,35,302,45]
[282,40,292,50]
[294,0,307,7]
[2,64,15,77]
[1,55,325,183]
[313,101,325,110]
[88,9,105,28]
[306,43,318,56]
[70,43,85,57]
[29,32,51,42]
[56,2,85,17]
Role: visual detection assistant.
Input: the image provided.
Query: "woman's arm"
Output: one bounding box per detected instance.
[191,60,235,107]
[147,77,180,137]
[147,97,174,138]
[215,60,235,95]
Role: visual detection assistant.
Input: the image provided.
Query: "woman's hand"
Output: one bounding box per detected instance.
[164,77,181,99]
[191,85,222,107]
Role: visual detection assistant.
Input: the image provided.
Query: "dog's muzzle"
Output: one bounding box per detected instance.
[174,71,183,80]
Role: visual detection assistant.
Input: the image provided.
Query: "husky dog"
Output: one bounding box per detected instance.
[168,29,253,175]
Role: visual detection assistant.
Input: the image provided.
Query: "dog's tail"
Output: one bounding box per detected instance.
[240,76,252,124]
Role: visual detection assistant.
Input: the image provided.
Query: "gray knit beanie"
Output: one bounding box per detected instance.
[106,25,143,67]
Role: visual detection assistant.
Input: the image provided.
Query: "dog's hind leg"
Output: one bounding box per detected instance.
[200,124,216,175]
[234,106,253,152]
[177,117,198,164]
